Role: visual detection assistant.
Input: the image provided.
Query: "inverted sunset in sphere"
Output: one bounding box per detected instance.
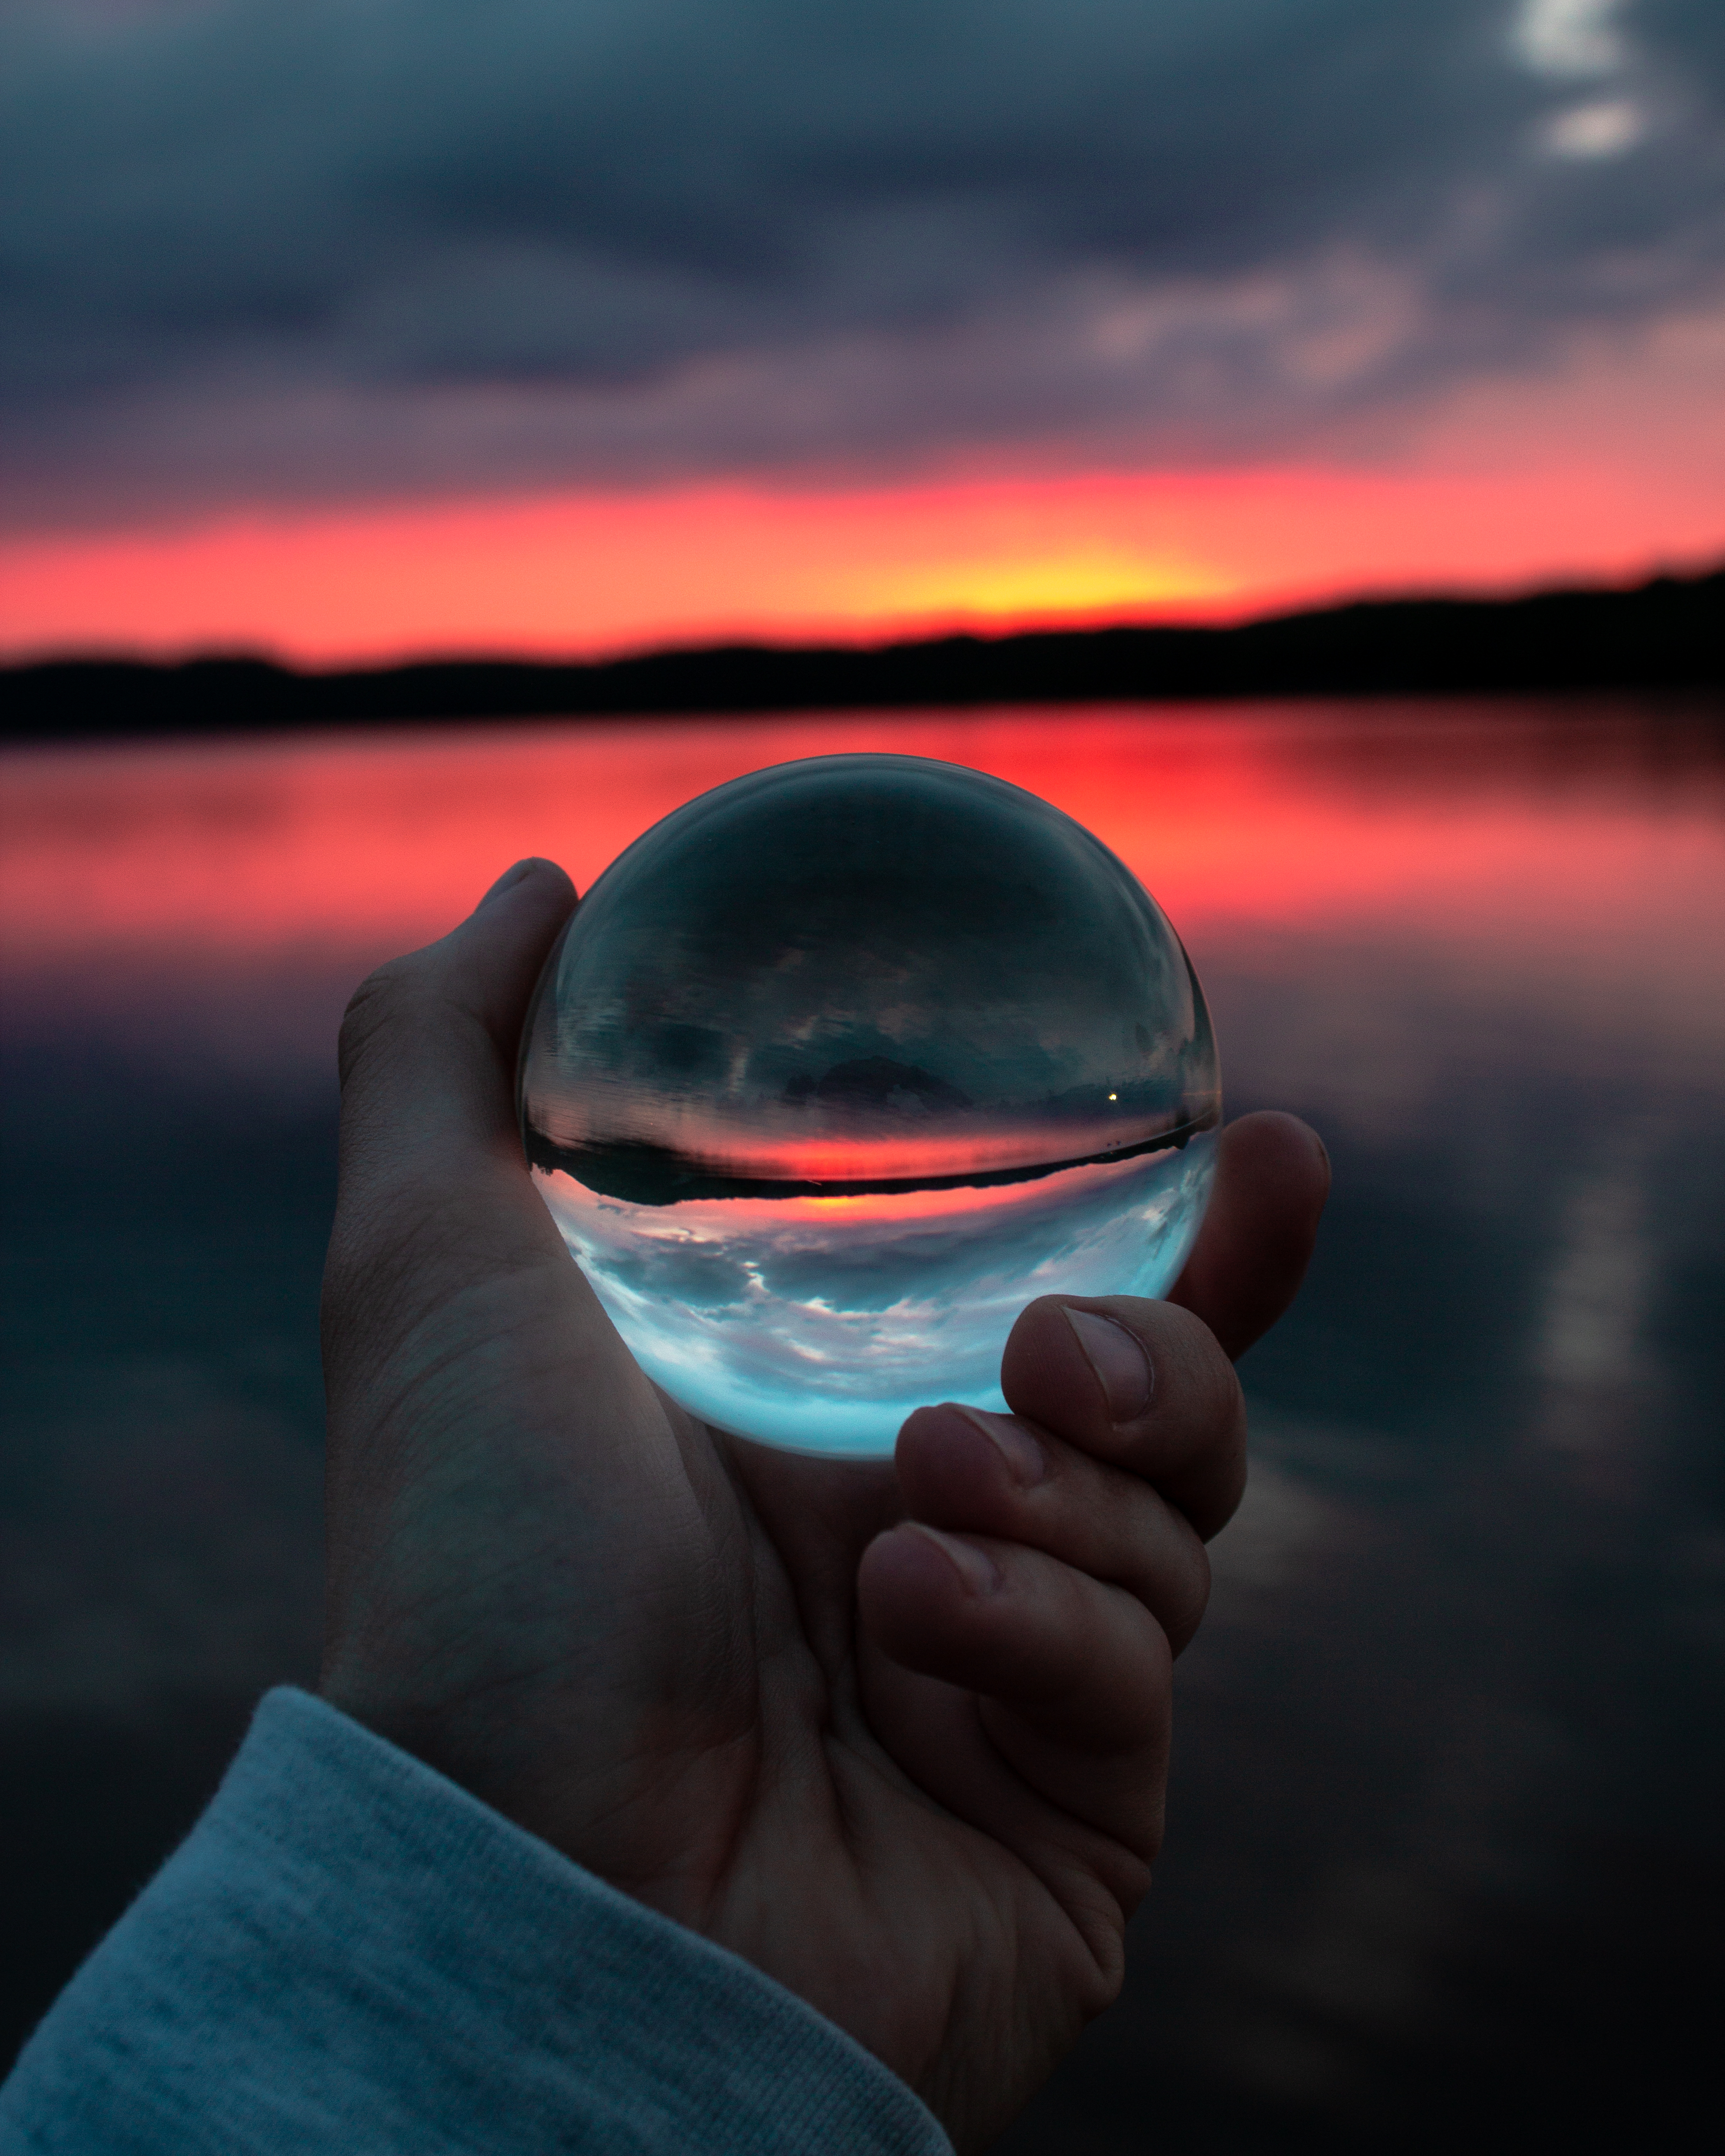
[518,755,1220,1458]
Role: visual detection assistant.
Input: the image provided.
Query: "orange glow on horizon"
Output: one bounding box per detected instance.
[531,1111,1203,1189]
[2,302,1721,662]
[2,453,1720,667]
[535,1151,1159,1223]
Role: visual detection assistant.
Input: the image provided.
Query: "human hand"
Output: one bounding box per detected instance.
[318,859,1328,2153]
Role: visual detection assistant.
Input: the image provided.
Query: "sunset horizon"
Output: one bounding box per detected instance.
[5,445,1720,668]
[6,4,1722,670]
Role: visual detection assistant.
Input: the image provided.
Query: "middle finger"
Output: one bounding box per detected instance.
[893,1401,1212,1653]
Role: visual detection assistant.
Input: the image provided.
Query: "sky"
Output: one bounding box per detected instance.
[1,0,1722,661]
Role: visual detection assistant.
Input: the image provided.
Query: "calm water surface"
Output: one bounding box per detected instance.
[2,698,1722,2147]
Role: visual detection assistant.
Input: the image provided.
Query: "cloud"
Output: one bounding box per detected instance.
[2,0,1722,527]
[534,1134,1214,1454]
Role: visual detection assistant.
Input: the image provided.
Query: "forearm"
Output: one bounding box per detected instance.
[0,1689,951,2156]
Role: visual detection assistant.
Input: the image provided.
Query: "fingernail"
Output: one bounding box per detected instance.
[1066,1308,1152,1422]
[961,1407,1046,1487]
[911,1524,1001,1596]
[477,860,535,911]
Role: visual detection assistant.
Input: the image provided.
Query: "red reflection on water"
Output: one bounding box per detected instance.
[4,704,1723,998]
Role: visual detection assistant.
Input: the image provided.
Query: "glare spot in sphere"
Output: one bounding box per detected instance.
[518,755,1221,1458]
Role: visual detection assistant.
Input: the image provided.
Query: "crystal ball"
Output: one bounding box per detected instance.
[519,754,1220,1458]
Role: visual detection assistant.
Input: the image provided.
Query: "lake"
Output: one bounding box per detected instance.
[2,696,1722,2149]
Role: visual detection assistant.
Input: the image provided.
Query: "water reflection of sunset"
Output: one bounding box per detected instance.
[8,701,1719,1168]
[6,707,1724,979]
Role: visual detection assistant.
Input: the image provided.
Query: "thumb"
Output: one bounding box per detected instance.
[322,858,578,1365]
[333,857,574,1202]
[316,860,704,1789]
[336,856,575,1159]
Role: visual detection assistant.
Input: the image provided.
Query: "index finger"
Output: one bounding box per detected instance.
[999,1294,1248,1540]
[995,1111,1327,1537]
[1167,1110,1330,1360]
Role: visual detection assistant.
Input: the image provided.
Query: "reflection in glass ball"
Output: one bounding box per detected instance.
[519,755,1220,1458]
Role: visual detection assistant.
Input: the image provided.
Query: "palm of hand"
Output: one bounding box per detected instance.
[319,861,1325,2153]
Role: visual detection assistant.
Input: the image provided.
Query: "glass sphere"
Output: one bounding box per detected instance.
[519,754,1220,1458]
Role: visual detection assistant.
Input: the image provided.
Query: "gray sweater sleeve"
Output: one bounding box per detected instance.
[0,1688,953,2156]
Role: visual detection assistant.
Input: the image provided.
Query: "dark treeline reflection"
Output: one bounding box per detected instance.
[1,697,1721,2148]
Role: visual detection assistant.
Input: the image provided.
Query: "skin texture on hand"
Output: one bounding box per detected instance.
[318,859,1328,2153]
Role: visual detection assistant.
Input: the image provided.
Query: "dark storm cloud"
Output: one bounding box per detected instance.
[2,0,1722,525]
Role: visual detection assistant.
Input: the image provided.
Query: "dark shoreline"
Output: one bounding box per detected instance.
[3,565,1720,741]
